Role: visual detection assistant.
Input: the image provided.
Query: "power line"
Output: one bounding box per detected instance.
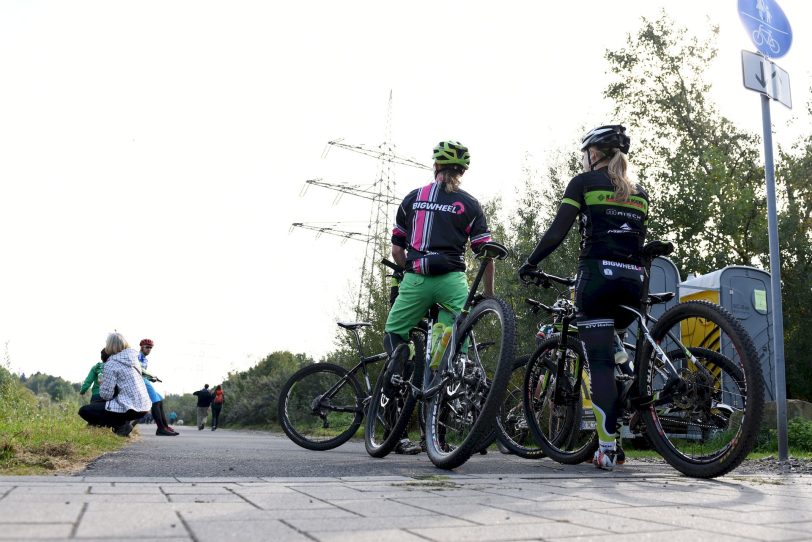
[322,139,430,171]
[294,91,422,319]
[290,223,372,243]
[300,178,400,206]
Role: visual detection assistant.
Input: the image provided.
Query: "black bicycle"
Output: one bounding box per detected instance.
[522,241,764,478]
[277,322,390,451]
[364,242,517,469]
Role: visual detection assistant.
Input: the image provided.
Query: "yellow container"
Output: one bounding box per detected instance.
[678,288,722,351]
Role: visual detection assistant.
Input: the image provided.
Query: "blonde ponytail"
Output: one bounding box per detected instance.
[437,169,463,193]
[606,150,635,201]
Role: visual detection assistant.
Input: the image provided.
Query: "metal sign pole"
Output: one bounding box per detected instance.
[760,93,789,465]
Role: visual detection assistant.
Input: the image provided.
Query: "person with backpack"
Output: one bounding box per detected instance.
[210,385,224,430]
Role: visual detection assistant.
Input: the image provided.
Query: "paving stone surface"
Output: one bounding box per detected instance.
[1,472,810,541]
[2,430,810,540]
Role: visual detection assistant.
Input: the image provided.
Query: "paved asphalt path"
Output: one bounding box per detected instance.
[80,425,667,478]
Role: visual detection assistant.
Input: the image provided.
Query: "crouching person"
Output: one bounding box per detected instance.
[78,332,152,437]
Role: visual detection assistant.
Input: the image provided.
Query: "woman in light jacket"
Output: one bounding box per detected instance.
[78,333,152,436]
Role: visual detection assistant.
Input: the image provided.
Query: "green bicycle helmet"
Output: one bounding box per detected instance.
[432,140,470,170]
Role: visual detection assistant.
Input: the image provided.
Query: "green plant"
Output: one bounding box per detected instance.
[787,417,812,451]
[0,365,125,474]
[754,417,812,453]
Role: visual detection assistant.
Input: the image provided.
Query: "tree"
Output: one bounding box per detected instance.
[219,351,312,427]
[604,13,811,400]
[775,107,812,400]
[489,154,582,356]
[605,13,767,275]
[21,372,80,403]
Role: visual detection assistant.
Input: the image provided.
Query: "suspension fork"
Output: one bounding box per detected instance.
[553,313,581,404]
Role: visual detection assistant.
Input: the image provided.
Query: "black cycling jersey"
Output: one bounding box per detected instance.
[527,168,649,266]
[392,182,491,275]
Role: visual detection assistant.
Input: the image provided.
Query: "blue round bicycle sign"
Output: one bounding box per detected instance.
[738,0,793,58]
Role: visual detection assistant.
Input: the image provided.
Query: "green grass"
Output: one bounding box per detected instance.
[0,370,126,475]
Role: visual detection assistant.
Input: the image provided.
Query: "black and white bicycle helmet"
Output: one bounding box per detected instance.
[580,125,630,154]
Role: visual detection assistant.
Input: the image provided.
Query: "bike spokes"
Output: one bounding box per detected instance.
[638,301,764,478]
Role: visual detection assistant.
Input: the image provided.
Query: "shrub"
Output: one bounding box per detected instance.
[754,417,812,453]
[788,417,812,451]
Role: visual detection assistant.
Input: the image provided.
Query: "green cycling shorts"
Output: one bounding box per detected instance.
[384,271,468,341]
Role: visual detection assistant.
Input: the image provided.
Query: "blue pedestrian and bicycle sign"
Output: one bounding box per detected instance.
[738,0,792,58]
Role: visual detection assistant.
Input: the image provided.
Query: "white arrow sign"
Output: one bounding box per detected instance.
[742,50,792,109]
[771,63,792,109]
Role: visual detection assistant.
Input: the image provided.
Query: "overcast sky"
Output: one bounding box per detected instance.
[1,1,809,394]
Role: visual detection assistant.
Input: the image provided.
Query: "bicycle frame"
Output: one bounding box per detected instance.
[409,251,497,402]
[532,250,717,417]
[317,326,387,416]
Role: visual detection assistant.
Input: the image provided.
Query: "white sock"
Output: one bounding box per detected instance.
[599,440,616,453]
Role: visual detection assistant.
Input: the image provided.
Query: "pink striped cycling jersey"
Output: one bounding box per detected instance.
[391,182,491,275]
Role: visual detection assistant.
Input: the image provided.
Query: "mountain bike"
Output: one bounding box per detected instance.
[522,241,764,478]
[277,322,391,451]
[364,242,517,469]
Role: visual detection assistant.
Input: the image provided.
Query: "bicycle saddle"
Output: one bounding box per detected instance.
[476,241,510,261]
[337,321,372,331]
[643,240,674,259]
[647,292,676,305]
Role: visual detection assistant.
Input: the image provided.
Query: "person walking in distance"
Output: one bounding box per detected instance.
[138,339,178,436]
[193,384,213,430]
[210,385,224,430]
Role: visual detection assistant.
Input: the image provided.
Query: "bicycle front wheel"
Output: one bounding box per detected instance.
[364,350,423,458]
[637,300,764,478]
[524,335,598,464]
[495,355,546,459]
[277,363,364,451]
[425,297,516,469]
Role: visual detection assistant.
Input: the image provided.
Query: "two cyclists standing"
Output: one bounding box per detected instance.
[519,125,649,471]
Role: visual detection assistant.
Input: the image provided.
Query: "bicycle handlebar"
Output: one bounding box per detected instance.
[525,270,576,288]
[381,258,404,274]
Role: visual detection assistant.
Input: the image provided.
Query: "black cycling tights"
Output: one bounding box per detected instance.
[575,259,644,446]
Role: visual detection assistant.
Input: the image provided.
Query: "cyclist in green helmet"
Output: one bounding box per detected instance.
[384,140,494,453]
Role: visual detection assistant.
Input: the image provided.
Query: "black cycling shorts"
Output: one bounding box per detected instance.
[575,259,644,327]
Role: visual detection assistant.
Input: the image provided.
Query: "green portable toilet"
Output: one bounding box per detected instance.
[679,266,774,401]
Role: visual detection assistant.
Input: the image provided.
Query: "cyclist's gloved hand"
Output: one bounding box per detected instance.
[388,275,401,307]
[517,261,538,283]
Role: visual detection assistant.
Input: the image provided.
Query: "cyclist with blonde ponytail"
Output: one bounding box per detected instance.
[518,125,649,471]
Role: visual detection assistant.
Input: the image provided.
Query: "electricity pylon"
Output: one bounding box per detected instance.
[291,91,431,319]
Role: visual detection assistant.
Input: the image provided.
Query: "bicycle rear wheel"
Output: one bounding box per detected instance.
[524,335,598,464]
[637,300,764,478]
[425,297,516,469]
[277,363,364,451]
[496,355,546,459]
